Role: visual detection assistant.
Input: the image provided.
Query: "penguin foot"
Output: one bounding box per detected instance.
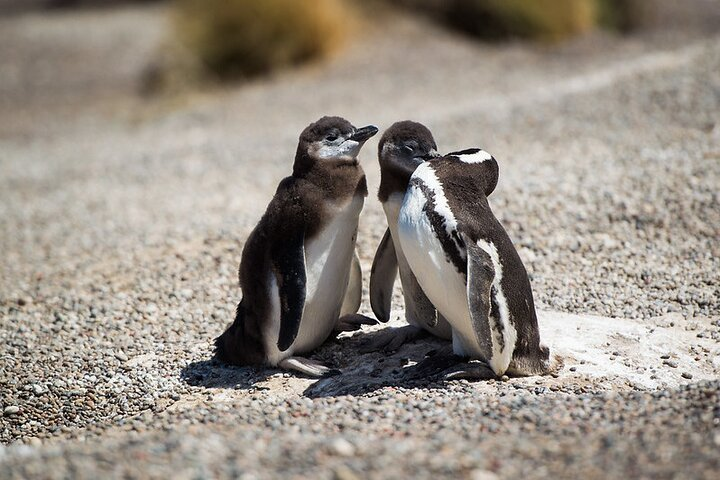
[334,314,378,335]
[405,355,497,382]
[278,357,340,378]
[358,325,427,353]
[442,361,497,381]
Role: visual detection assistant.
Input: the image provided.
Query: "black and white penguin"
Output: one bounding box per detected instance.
[397,141,558,379]
[215,116,378,377]
[367,121,453,352]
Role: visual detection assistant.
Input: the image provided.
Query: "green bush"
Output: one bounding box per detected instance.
[173,0,351,80]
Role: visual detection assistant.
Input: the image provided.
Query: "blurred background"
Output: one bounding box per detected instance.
[1,0,719,319]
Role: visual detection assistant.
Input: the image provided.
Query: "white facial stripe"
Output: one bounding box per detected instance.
[315,140,360,160]
[475,239,517,372]
[458,149,493,163]
[410,163,464,258]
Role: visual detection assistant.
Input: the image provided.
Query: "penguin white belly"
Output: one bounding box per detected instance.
[263,196,363,365]
[295,196,364,353]
[384,194,451,338]
[398,182,499,368]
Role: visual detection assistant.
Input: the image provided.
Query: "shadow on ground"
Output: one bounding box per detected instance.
[180,358,279,390]
[179,327,455,397]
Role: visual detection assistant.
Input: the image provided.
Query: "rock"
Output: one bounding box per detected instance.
[3,406,20,416]
[470,469,499,480]
[115,351,129,362]
[681,372,693,379]
[329,438,355,457]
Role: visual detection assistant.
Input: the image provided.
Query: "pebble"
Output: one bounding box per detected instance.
[663,360,679,368]
[3,406,20,416]
[681,372,693,379]
[471,470,500,480]
[329,438,355,457]
[115,351,129,362]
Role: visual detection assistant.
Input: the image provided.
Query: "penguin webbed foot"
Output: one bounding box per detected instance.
[405,354,497,382]
[278,357,341,378]
[334,313,378,335]
[358,325,427,353]
[442,361,496,381]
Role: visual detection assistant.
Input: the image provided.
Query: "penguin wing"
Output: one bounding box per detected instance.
[369,228,398,322]
[462,232,495,361]
[274,226,307,352]
[340,249,362,316]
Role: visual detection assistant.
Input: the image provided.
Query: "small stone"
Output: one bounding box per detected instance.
[114,351,129,362]
[500,375,510,382]
[569,366,577,372]
[663,360,678,368]
[333,466,359,480]
[4,406,20,416]
[329,438,355,457]
[470,469,499,480]
[681,372,693,379]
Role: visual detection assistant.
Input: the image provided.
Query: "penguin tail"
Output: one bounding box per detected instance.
[507,344,564,377]
[213,301,246,364]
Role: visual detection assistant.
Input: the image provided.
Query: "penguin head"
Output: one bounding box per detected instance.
[378,120,439,174]
[377,121,439,202]
[294,116,378,175]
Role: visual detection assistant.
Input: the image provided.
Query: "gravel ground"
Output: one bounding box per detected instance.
[1,3,719,478]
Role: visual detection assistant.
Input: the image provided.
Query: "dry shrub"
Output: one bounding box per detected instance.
[392,0,651,40]
[442,0,596,41]
[173,0,351,80]
[595,0,653,32]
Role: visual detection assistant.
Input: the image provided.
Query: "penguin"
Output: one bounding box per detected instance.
[396,140,559,379]
[366,121,453,352]
[215,116,379,377]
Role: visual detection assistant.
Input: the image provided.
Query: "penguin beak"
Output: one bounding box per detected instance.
[350,125,379,143]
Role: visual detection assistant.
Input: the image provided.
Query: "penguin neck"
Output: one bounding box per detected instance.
[293,153,367,201]
[378,160,420,203]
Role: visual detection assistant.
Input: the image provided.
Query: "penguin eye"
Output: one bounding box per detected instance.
[325,133,339,142]
[403,145,414,154]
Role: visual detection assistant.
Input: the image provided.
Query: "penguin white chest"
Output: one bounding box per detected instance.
[398,168,513,373]
[293,195,363,353]
[396,183,473,343]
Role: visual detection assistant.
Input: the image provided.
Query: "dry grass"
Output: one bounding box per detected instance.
[445,0,596,41]
[392,0,649,41]
[172,0,351,80]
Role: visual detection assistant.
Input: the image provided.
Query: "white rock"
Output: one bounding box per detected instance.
[329,438,355,457]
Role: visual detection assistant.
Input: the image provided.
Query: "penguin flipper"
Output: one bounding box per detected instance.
[340,249,362,316]
[369,228,398,322]
[274,229,307,352]
[463,232,495,362]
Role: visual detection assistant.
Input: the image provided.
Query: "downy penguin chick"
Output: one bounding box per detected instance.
[215,116,378,377]
[367,121,452,352]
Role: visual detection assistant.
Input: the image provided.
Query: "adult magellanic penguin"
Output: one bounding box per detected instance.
[366,121,452,352]
[397,142,559,379]
[215,116,378,377]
